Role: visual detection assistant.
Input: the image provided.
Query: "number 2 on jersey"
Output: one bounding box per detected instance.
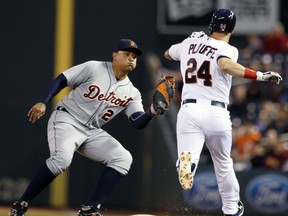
[185,58,212,86]
[102,109,114,121]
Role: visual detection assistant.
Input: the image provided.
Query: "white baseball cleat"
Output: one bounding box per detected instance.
[178,151,193,190]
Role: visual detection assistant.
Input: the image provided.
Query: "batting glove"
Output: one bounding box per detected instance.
[189,31,205,38]
[256,71,283,84]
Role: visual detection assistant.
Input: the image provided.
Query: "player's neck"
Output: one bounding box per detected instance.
[113,67,128,80]
[210,32,231,43]
[114,73,127,80]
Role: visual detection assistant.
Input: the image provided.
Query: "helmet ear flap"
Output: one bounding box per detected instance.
[208,22,216,35]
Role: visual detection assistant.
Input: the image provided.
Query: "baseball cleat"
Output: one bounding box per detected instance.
[224,201,244,216]
[178,151,193,190]
[9,201,29,216]
[77,205,103,216]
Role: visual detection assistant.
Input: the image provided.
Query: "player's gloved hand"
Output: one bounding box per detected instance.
[189,31,206,38]
[256,71,283,84]
[148,104,159,116]
[151,76,175,115]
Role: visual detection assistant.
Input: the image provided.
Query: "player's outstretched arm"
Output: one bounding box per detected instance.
[218,57,283,84]
[27,102,46,123]
[129,100,172,129]
[129,109,155,129]
[131,76,176,129]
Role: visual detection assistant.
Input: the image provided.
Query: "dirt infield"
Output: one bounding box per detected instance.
[0,206,222,216]
[0,206,74,216]
[0,206,170,216]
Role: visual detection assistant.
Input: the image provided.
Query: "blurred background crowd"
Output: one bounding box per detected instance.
[230,21,288,171]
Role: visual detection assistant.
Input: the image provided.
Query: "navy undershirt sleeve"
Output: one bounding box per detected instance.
[129,110,154,129]
[40,73,68,105]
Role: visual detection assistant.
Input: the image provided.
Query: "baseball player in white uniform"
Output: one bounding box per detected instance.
[10,39,161,216]
[164,9,282,216]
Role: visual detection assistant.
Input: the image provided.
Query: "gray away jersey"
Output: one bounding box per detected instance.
[58,61,144,128]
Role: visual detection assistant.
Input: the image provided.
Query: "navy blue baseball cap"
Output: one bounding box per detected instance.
[113,39,143,56]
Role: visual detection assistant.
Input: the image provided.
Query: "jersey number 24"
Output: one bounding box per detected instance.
[185,58,212,86]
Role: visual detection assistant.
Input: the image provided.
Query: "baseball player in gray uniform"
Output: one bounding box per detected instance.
[164,9,282,216]
[10,39,161,216]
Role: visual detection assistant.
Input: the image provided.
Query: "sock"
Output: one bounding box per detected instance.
[86,167,124,206]
[20,163,56,202]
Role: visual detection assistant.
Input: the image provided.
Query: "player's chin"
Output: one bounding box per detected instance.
[127,65,136,71]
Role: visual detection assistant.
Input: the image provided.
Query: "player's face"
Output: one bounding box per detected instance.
[113,50,137,72]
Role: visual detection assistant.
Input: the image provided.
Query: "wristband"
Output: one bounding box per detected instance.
[244,68,257,79]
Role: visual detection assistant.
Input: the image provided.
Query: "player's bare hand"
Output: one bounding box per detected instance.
[189,31,205,38]
[27,102,46,123]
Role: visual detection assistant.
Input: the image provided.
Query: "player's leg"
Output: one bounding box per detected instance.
[76,129,132,216]
[9,164,55,216]
[176,104,205,190]
[204,108,242,215]
[10,111,85,216]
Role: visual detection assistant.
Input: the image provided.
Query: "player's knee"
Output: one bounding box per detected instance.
[108,150,133,175]
[124,150,133,169]
[120,150,133,175]
[46,156,72,176]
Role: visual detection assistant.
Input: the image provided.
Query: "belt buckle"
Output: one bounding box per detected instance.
[57,106,68,112]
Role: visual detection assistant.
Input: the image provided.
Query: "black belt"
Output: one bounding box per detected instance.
[56,106,69,113]
[182,99,226,109]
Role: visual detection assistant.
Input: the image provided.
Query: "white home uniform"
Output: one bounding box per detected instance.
[168,35,240,213]
[46,60,144,176]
